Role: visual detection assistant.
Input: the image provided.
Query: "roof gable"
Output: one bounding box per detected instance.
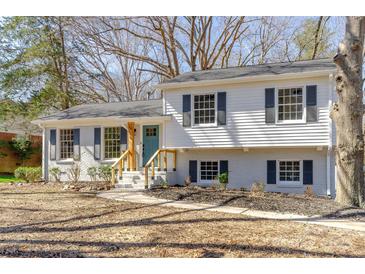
[159,58,336,88]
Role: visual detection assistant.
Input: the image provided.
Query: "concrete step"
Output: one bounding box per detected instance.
[115,170,175,190]
[115,183,145,190]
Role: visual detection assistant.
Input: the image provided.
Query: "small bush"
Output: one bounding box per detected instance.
[87,167,98,182]
[251,181,265,196]
[218,172,229,190]
[184,176,192,187]
[98,165,112,183]
[161,178,169,189]
[49,167,61,183]
[14,166,42,183]
[67,164,81,184]
[304,186,316,198]
[211,182,221,190]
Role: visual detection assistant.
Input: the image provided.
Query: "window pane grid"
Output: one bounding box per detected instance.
[60,129,74,159]
[194,94,215,125]
[278,88,303,121]
[104,127,121,159]
[279,161,300,182]
[146,128,157,136]
[200,161,219,181]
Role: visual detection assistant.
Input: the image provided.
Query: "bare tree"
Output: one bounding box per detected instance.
[331,16,365,207]
[88,16,251,79]
[70,17,157,102]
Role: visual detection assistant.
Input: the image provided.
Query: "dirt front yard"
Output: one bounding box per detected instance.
[0,183,364,258]
[147,186,365,219]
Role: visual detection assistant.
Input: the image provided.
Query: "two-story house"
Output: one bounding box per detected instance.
[33,58,337,196]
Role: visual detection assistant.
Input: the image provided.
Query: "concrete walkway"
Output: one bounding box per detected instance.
[97,189,365,233]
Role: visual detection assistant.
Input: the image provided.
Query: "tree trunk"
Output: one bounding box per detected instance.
[331,16,365,207]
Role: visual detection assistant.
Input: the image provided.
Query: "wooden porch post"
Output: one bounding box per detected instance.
[127,122,136,171]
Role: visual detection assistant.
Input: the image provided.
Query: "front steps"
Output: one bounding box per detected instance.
[115,170,174,190]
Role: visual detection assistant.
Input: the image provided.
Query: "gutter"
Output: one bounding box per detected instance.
[32,115,172,127]
[155,69,337,90]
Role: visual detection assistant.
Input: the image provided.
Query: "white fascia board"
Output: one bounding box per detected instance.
[155,70,336,90]
[164,144,330,150]
[32,115,172,127]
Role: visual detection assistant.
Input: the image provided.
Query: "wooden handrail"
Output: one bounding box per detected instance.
[111,150,131,185]
[144,149,177,189]
[112,150,130,168]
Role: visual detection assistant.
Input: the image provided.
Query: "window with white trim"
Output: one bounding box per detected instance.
[193,94,216,125]
[104,127,121,159]
[60,129,74,159]
[279,161,301,183]
[278,88,303,121]
[200,161,219,181]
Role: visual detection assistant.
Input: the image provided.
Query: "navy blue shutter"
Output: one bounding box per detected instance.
[303,160,313,185]
[73,129,80,161]
[267,160,276,184]
[94,128,101,160]
[120,127,128,151]
[219,160,228,174]
[183,95,191,127]
[189,160,198,183]
[265,88,275,123]
[217,92,226,125]
[306,85,317,122]
[50,129,56,160]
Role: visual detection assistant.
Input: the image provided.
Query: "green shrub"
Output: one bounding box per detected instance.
[87,167,98,182]
[49,167,61,183]
[218,172,229,190]
[160,178,169,189]
[14,166,42,183]
[14,167,27,182]
[98,165,112,183]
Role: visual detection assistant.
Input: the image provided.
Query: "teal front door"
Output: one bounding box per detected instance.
[143,125,159,166]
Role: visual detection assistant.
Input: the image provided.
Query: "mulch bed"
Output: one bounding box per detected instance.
[146,186,365,220]
[0,183,364,258]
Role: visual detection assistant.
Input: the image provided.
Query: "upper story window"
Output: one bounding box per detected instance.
[60,129,74,159]
[277,88,303,121]
[104,127,121,159]
[193,94,215,125]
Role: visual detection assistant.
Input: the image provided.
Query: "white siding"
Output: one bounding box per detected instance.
[163,76,332,148]
[44,125,142,181]
[174,148,330,196]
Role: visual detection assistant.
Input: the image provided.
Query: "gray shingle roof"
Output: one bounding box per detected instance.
[162,58,336,85]
[38,99,163,121]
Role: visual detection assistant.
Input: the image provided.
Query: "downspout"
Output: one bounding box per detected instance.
[40,125,48,182]
[327,73,334,196]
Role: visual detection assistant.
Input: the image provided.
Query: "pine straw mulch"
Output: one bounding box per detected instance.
[146,186,365,220]
[0,183,364,258]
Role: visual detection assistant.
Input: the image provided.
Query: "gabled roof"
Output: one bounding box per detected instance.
[36,99,164,121]
[157,58,336,88]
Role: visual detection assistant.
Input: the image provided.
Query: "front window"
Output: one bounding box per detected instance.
[200,161,219,181]
[279,161,301,183]
[193,94,216,125]
[278,88,303,121]
[60,129,74,159]
[104,127,121,159]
